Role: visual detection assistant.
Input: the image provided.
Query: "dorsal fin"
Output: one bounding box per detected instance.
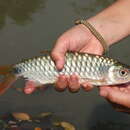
[40,50,51,54]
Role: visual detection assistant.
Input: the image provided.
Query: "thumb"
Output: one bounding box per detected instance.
[99,86,130,108]
[51,39,68,70]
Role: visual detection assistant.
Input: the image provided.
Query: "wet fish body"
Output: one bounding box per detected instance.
[12,52,130,86]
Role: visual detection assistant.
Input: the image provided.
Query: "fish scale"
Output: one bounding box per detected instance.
[12,52,130,86]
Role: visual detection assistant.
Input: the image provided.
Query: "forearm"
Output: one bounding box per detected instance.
[87,0,130,47]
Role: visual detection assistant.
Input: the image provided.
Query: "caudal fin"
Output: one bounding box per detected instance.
[0,65,17,95]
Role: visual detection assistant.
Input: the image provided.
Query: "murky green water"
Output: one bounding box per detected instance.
[0,0,130,129]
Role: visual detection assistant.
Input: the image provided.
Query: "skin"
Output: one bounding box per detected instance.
[24,81,37,94]
[24,0,130,112]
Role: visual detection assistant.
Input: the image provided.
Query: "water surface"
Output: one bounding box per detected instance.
[0,0,130,130]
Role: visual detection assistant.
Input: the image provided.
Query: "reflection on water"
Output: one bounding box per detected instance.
[70,0,115,16]
[0,0,46,29]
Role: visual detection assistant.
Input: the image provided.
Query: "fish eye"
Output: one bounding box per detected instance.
[119,69,128,77]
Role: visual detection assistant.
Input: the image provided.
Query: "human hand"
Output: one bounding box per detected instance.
[99,85,130,113]
[51,24,104,92]
[23,23,104,94]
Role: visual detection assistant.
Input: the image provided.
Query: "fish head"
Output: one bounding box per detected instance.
[108,63,130,85]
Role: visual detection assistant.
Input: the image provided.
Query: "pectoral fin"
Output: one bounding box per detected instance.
[40,50,51,54]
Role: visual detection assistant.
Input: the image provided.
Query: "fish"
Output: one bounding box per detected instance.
[0,52,130,95]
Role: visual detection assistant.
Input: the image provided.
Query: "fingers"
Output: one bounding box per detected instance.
[55,75,68,91]
[55,75,80,92]
[68,75,80,92]
[82,82,94,91]
[51,38,68,70]
[24,81,37,94]
[99,86,130,108]
[55,74,93,92]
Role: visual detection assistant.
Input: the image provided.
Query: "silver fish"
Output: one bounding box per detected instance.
[0,52,130,94]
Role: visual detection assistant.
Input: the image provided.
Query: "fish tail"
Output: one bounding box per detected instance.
[0,65,17,95]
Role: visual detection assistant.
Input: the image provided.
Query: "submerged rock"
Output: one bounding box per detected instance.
[12,113,31,121]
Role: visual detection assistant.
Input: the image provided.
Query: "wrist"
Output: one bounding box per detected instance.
[87,17,113,47]
[87,0,130,47]
[75,20,108,53]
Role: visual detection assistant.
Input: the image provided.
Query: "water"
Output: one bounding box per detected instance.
[0,0,130,129]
